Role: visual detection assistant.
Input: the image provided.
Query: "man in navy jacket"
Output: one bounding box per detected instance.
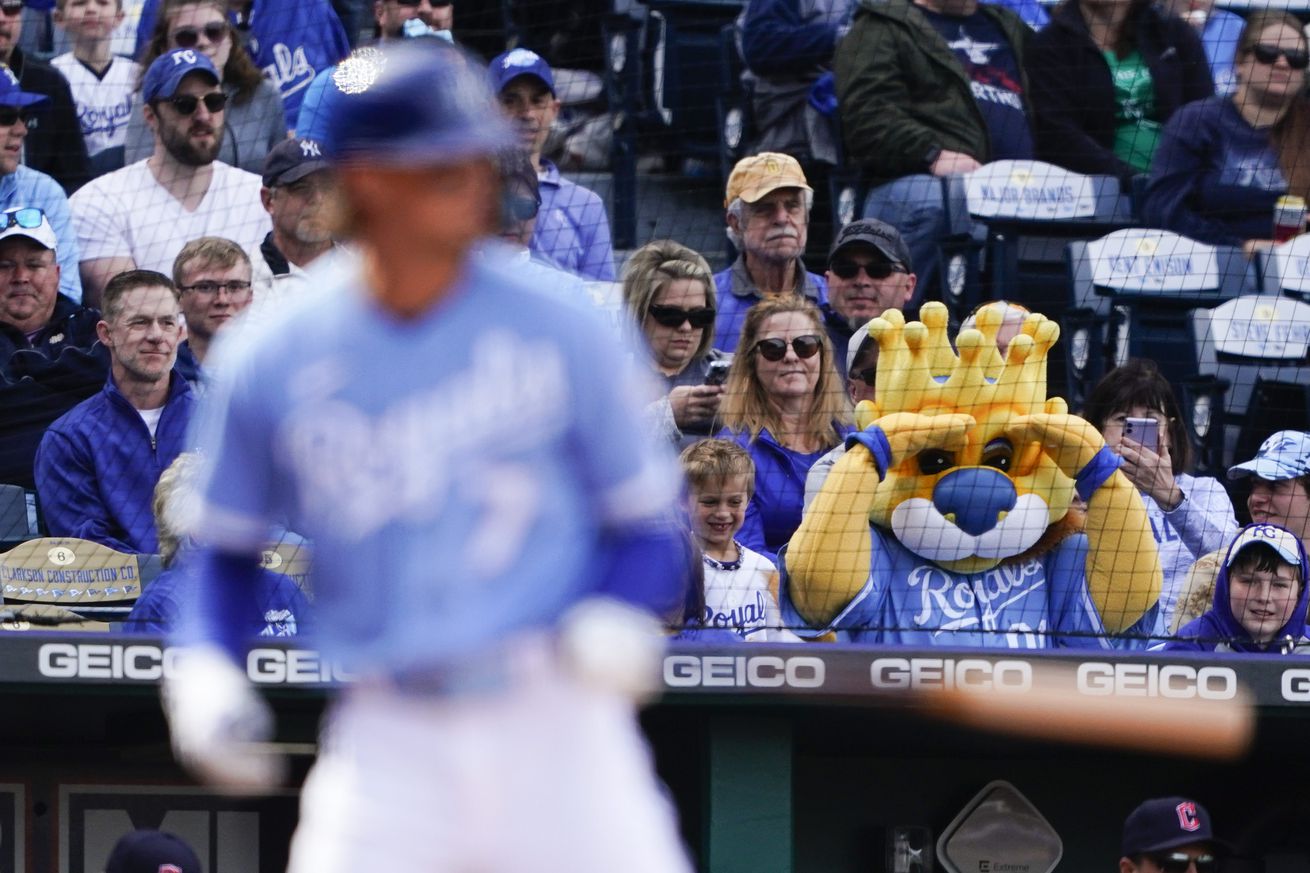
[34,268,192,554]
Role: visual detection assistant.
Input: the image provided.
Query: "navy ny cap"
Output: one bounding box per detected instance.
[263,137,329,187]
[488,48,556,96]
[143,49,220,103]
[105,830,202,873]
[1122,798,1223,856]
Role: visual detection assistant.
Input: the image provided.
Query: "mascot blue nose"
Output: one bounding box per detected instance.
[932,468,1018,536]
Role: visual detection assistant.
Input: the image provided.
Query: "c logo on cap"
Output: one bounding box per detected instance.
[1176,802,1200,832]
[159,865,183,873]
[170,50,199,66]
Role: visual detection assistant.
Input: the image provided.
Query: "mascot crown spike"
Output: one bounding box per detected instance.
[872,301,1059,415]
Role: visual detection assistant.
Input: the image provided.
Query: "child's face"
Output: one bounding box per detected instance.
[686,474,751,552]
[54,0,123,41]
[1229,561,1301,643]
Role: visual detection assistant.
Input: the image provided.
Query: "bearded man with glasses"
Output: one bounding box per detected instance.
[1120,798,1226,873]
[70,48,269,308]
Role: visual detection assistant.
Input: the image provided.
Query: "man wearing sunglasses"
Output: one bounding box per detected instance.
[1120,797,1225,873]
[70,48,269,307]
[822,218,916,378]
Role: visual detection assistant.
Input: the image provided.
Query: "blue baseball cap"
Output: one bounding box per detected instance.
[1228,430,1310,481]
[142,48,220,103]
[105,830,201,873]
[320,42,514,166]
[488,48,556,96]
[1121,798,1224,856]
[0,65,48,109]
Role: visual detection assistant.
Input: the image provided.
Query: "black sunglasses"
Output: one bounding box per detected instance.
[172,22,229,48]
[830,258,906,281]
[165,92,228,116]
[649,304,714,329]
[0,105,34,127]
[501,193,539,222]
[1146,854,1218,873]
[850,366,877,387]
[1250,43,1310,70]
[755,334,821,361]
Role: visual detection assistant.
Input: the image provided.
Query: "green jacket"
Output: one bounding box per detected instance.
[833,0,1032,187]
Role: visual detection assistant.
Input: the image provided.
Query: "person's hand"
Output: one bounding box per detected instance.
[1242,239,1275,259]
[1117,436,1181,509]
[161,646,285,795]
[668,384,723,429]
[930,150,982,177]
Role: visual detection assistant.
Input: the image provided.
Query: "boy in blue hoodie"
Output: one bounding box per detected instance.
[1165,523,1309,654]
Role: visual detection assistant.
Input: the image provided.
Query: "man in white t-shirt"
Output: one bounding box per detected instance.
[69,48,269,307]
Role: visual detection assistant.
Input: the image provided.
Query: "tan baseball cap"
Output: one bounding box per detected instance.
[724,152,812,207]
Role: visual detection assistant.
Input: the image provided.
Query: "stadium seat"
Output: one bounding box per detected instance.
[1261,232,1310,300]
[715,22,754,192]
[0,537,147,628]
[1185,295,1310,477]
[261,538,313,599]
[601,11,646,249]
[0,484,32,552]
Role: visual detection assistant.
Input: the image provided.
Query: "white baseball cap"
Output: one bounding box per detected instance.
[847,320,877,377]
[1224,523,1305,570]
[1228,431,1310,481]
[0,206,57,252]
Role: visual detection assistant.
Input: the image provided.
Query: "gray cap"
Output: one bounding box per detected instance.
[829,218,913,271]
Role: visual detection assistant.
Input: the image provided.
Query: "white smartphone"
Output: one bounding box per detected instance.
[1123,417,1160,452]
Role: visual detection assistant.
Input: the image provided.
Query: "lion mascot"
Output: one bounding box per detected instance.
[780,302,1162,648]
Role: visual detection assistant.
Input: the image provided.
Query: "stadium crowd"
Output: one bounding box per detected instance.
[0,0,1308,653]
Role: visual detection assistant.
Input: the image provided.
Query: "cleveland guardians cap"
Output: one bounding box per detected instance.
[1121,798,1223,856]
[1224,523,1306,570]
[105,829,202,873]
[1228,430,1310,481]
[0,65,47,109]
[143,49,220,103]
[262,137,329,187]
[724,153,812,207]
[0,207,57,251]
[321,42,515,166]
[829,218,913,272]
[488,48,556,96]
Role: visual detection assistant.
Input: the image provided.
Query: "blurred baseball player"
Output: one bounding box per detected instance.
[161,41,692,873]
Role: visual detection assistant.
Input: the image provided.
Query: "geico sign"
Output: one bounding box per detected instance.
[247,647,351,684]
[870,658,1032,691]
[1077,662,1237,699]
[1280,669,1310,701]
[39,643,177,680]
[663,654,825,688]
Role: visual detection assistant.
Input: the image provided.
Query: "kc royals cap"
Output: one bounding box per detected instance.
[320,42,514,166]
[104,829,202,873]
[0,65,47,109]
[724,152,812,207]
[488,48,556,96]
[1224,523,1305,570]
[143,48,220,103]
[0,207,57,251]
[1122,798,1224,856]
[262,137,330,187]
[1228,430,1310,482]
[829,218,913,272]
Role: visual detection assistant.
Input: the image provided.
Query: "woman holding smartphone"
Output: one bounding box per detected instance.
[1084,359,1238,633]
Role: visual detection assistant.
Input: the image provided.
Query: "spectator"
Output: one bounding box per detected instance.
[0,72,83,303]
[834,0,1033,302]
[1118,798,1224,873]
[1083,359,1237,631]
[717,296,852,562]
[0,0,90,194]
[34,269,193,554]
[1026,0,1213,184]
[679,438,801,642]
[103,829,201,873]
[802,315,878,510]
[1159,0,1244,95]
[70,48,269,306]
[622,239,728,446]
[374,0,448,40]
[133,0,350,130]
[490,48,616,281]
[1143,13,1308,253]
[1165,522,1308,652]
[715,152,826,351]
[821,218,915,376]
[0,207,96,367]
[251,136,334,307]
[960,298,1029,359]
[50,0,140,176]
[124,452,312,636]
[171,235,251,373]
[125,0,286,175]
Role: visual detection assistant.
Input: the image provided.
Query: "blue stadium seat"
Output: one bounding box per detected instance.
[1261,232,1310,300]
[715,22,754,191]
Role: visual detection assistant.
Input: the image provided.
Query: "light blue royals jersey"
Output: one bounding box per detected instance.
[192,245,676,673]
[780,526,1159,649]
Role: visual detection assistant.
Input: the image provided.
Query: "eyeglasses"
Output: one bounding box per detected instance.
[180,279,252,297]
[1145,853,1218,873]
[0,207,44,231]
[830,258,906,280]
[754,334,821,361]
[0,0,23,17]
[0,105,35,128]
[171,22,229,48]
[1250,43,1310,70]
[850,366,877,387]
[649,305,714,329]
[165,92,228,116]
[501,193,539,222]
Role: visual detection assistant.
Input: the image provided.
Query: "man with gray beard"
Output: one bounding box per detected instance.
[250,137,337,310]
[70,49,269,307]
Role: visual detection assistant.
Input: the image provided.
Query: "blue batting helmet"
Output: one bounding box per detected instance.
[320,42,514,166]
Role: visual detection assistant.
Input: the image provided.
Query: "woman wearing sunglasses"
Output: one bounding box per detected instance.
[622,240,728,446]
[1144,12,1310,252]
[123,0,286,174]
[716,297,852,563]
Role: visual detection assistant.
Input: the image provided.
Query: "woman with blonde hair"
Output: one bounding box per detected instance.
[716,296,852,562]
[622,240,730,444]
